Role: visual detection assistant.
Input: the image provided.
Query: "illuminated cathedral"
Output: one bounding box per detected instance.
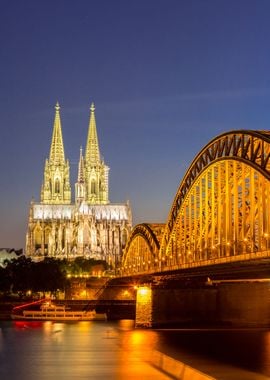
[26,103,132,267]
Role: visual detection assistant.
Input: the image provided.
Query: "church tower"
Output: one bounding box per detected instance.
[84,103,109,204]
[26,102,132,265]
[41,103,71,204]
[75,146,86,205]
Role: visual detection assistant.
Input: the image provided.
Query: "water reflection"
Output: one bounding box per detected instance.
[155,328,270,378]
[0,327,3,352]
[0,321,269,379]
[0,320,170,380]
[262,331,270,376]
[118,319,135,331]
[14,321,43,329]
[121,329,158,351]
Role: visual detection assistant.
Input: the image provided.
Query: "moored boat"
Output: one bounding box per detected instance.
[11,299,107,321]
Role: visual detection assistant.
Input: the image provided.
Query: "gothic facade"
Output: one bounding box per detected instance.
[26,103,132,266]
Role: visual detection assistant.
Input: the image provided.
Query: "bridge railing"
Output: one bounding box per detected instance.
[119,249,270,277]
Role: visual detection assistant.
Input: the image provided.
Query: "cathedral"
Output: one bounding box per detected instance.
[26,103,132,267]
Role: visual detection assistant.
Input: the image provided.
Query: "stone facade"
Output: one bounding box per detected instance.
[26,103,132,266]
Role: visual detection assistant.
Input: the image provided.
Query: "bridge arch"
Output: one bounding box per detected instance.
[121,223,165,275]
[122,130,270,274]
[166,131,270,232]
[161,130,270,268]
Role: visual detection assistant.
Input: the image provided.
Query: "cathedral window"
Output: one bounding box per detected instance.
[55,178,60,193]
[62,228,65,247]
[91,179,96,195]
[122,229,128,247]
[44,227,50,245]
[34,227,42,245]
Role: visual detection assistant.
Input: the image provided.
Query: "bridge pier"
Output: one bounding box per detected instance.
[135,281,270,328]
[135,286,153,327]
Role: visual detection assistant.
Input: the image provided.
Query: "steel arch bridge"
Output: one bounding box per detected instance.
[121,130,270,275]
[121,223,165,274]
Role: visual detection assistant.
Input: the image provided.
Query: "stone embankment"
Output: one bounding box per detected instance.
[149,350,215,380]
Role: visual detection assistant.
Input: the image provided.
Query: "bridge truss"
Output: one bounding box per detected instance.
[121,223,165,274]
[121,130,270,275]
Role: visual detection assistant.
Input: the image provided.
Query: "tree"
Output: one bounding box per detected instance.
[0,266,11,293]
[5,256,33,293]
[31,258,67,294]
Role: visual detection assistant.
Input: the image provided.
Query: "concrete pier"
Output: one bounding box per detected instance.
[135,281,270,328]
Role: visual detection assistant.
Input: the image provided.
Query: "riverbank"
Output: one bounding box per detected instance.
[0,300,17,319]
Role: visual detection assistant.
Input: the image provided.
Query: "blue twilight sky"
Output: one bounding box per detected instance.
[1,0,270,249]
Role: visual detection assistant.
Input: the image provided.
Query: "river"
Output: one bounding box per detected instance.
[0,320,269,379]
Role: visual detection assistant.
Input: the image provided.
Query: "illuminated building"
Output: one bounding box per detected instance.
[26,103,132,266]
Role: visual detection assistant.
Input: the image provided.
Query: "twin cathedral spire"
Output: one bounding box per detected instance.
[41,102,109,205]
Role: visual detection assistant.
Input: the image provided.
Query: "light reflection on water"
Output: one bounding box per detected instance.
[0,320,165,380]
[0,321,269,379]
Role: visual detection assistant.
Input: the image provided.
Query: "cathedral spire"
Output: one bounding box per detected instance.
[77,146,85,183]
[41,103,71,205]
[83,102,109,204]
[49,102,65,164]
[75,146,86,205]
[85,103,100,165]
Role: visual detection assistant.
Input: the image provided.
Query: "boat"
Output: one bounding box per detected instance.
[11,299,107,321]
